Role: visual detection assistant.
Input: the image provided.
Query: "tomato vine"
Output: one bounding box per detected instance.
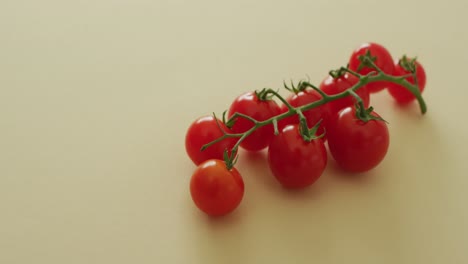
[201,53,426,168]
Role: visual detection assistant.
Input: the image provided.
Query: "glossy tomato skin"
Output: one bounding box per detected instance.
[185,116,237,165]
[278,89,330,137]
[319,73,370,116]
[388,58,426,104]
[228,92,281,151]
[190,159,244,216]
[268,124,327,189]
[348,42,395,93]
[327,107,389,173]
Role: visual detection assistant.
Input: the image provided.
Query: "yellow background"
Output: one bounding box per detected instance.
[1,0,467,263]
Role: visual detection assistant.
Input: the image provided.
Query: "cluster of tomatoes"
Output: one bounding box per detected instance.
[185,43,427,217]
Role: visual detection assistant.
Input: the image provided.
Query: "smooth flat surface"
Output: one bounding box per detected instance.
[1,1,468,263]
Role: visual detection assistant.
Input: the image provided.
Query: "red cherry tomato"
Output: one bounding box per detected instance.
[268,124,327,188]
[327,107,389,173]
[190,159,244,216]
[278,89,330,137]
[348,42,395,93]
[228,92,281,151]
[185,116,236,165]
[319,73,370,116]
[388,57,426,104]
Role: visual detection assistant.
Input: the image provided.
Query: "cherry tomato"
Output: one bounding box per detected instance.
[185,116,236,165]
[348,42,395,93]
[278,89,330,137]
[327,107,389,173]
[268,124,327,188]
[388,57,426,104]
[190,159,244,216]
[319,73,370,116]
[228,92,281,151]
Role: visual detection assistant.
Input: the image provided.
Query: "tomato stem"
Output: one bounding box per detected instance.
[329,67,348,79]
[341,67,361,78]
[200,64,427,153]
[348,90,367,117]
[223,149,237,170]
[298,118,324,142]
[273,118,279,135]
[266,89,295,110]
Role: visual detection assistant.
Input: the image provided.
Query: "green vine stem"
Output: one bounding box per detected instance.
[200,56,427,168]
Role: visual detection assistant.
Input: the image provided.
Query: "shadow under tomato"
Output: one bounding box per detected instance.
[238,148,328,202]
[203,206,244,227]
[241,149,267,163]
[391,100,426,119]
[274,177,327,201]
[187,205,250,263]
[236,149,279,190]
[325,149,379,187]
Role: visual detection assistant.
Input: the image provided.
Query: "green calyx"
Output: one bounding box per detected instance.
[399,55,418,73]
[346,90,386,123]
[354,104,388,123]
[283,79,309,94]
[297,108,324,142]
[329,67,347,79]
[398,55,420,88]
[223,149,238,171]
[255,88,276,101]
[357,50,377,72]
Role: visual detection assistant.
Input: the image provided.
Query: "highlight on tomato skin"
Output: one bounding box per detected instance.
[190,159,244,217]
[348,42,395,93]
[185,116,236,166]
[387,57,427,104]
[326,107,390,173]
[267,124,327,189]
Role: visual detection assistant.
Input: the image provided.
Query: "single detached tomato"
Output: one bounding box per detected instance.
[228,92,281,151]
[348,42,395,93]
[319,73,370,116]
[327,107,389,173]
[388,57,427,104]
[268,124,327,188]
[190,159,244,216]
[185,116,236,165]
[278,89,330,137]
